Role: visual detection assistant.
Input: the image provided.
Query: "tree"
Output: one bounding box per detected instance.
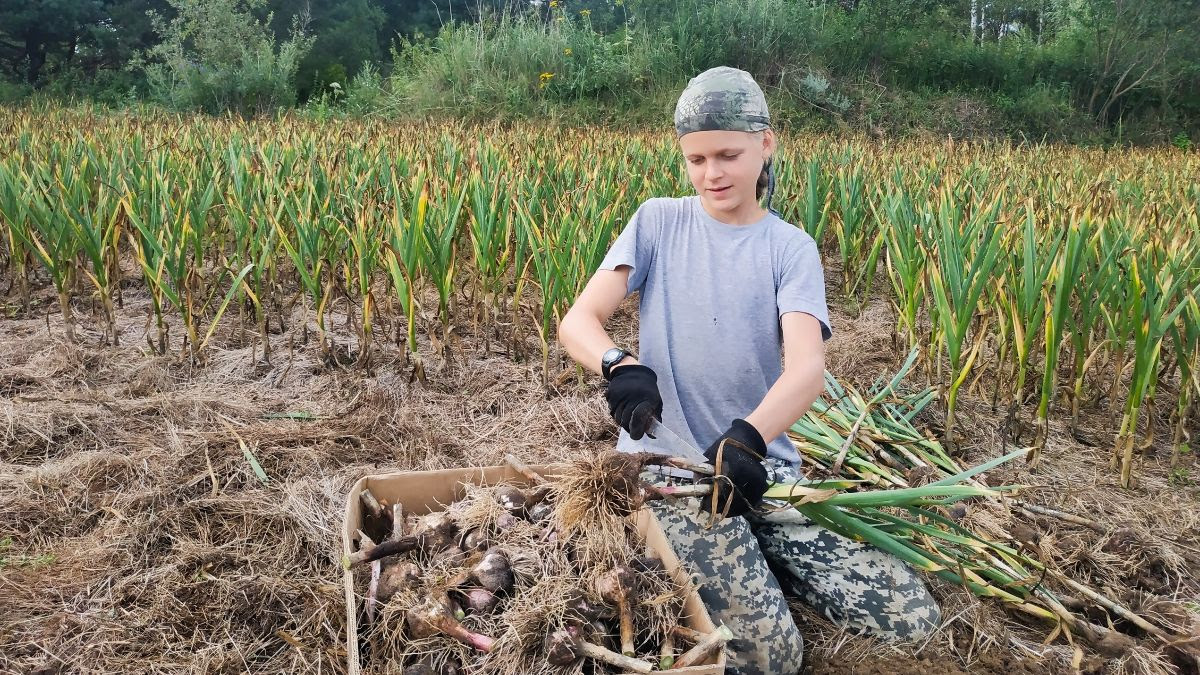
[87,0,173,73]
[1064,0,1200,124]
[0,0,105,84]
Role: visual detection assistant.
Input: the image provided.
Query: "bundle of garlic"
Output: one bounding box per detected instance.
[345,451,731,675]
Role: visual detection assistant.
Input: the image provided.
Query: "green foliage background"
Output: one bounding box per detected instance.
[0,0,1196,143]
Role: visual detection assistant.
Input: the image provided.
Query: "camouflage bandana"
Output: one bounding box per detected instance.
[673,66,771,137]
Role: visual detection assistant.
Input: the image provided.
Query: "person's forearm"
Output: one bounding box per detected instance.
[743,353,824,443]
[558,311,639,376]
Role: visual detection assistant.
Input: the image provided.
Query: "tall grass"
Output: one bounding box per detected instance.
[389,11,678,123]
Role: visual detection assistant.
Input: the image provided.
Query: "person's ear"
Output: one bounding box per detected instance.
[761,129,777,159]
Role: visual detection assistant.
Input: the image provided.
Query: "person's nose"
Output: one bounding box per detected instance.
[706,159,724,183]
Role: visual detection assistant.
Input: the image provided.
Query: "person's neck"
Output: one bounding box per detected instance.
[699,196,767,226]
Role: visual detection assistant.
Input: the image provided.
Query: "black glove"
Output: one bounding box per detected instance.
[701,419,769,518]
[604,364,663,440]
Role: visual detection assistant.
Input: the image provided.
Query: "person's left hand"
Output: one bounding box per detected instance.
[700,419,769,518]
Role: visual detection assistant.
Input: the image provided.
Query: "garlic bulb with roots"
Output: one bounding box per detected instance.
[493,486,527,515]
[470,547,514,594]
[460,528,490,552]
[461,587,499,614]
[405,593,496,652]
[595,565,638,656]
[378,560,421,601]
[544,626,655,673]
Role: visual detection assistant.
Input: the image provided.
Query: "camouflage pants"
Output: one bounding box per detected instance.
[645,461,941,675]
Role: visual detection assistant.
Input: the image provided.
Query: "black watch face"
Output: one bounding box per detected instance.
[604,349,624,367]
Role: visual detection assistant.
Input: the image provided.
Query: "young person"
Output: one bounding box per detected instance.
[558,66,940,674]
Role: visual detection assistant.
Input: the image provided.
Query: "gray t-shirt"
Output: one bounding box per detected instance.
[599,195,832,463]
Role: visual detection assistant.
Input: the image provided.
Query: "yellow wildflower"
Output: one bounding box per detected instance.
[564,47,573,56]
[549,0,558,7]
[538,72,555,89]
[580,8,591,16]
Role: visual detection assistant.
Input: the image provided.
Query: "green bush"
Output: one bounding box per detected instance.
[387,0,828,124]
[388,11,678,122]
[2,66,144,110]
[380,0,1119,139]
[997,83,1083,140]
[311,63,349,99]
[0,79,33,104]
[300,61,389,120]
[138,0,314,116]
[643,0,817,81]
[343,63,387,116]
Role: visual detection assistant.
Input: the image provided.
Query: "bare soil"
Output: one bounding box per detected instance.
[1,267,1198,674]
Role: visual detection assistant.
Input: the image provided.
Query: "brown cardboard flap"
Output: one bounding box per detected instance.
[342,464,726,674]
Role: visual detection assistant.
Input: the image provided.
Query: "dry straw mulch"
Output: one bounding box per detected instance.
[2,278,1197,674]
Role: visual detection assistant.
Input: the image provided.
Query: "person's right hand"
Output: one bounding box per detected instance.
[604,364,663,440]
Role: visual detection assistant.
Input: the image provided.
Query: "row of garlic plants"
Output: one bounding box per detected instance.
[1,106,1197,486]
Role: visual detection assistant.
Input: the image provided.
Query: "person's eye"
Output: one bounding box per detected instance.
[721,152,741,160]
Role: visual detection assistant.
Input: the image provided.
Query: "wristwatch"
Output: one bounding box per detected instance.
[601,347,633,380]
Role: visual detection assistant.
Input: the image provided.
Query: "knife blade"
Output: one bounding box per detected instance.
[644,418,707,463]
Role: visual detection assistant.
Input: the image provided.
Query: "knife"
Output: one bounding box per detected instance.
[644,418,708,463]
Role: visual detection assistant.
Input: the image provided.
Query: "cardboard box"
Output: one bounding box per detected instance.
[341,463,726,675]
